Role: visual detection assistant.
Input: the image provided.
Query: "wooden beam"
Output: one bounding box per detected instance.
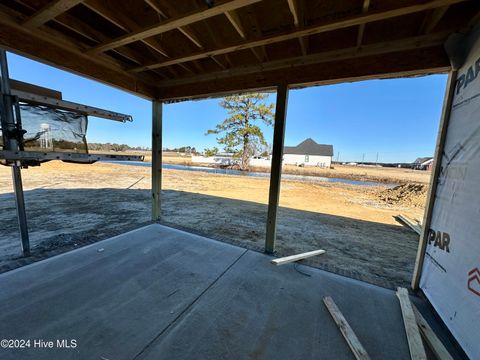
[156,33,448,87]
[412,306,454,360]
[0,9,157,99]
[152,100,163,221]
[323,297,371,360]
[271,249,325,265]
[89,0,262,53]
[131,0,464,73]
[287,0,307,55]
[22,0,83,28]
[419,6,449,34]
[395,214,422,235]
[396,288,427,360]
[356,0,370,48]
[224,9,263,62]
[83,0,170,58]
[411,71,457,290]
[156,46,450,101]
[265,84,289,254]
[10,79,62,99]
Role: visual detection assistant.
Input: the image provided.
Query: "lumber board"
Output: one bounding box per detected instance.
[271,249,325,265]
[323,296,371,360]
[131,0,464,72]
[10,79,62,100]
[22,0,83,28]
[89,0,262,53]
[396,287,427,360]
[412,305,454,360]
[395,215,422,235]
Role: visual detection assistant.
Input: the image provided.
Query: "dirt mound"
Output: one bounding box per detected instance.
[377,183,427,208]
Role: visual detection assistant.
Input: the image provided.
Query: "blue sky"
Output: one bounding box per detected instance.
[7,52,447,163]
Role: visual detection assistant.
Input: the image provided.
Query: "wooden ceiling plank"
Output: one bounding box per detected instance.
[145,0,205,49]
[88,0,262,53]
[83,0,170,58]
[0,7,157,99]
[22,0,84,28]
[419,6,449,34]
[287,0,307,56]
[132,0,464,73]
[356,0,370,48]
[155,32,449,87]
[224,9,263,62]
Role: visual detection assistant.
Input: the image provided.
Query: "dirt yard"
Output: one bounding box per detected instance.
[0,161,429,288]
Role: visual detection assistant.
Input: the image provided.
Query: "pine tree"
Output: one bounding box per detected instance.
[206,93,274,170]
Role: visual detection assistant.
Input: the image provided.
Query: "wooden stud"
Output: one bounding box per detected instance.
[323,296,371,360]
[271,249,325,265]
[10,79,62,99]
[356,0,370,48]
[131,0,464,72]
[287,0,308,55]
[224,9,263,62]
[396,287,427,360]
[265,84,289,254]
[152,100,163,221]
[411,71,457,290]
[395,214,422,235]
[22,0,83,28]
[419,6,449,34]
[89,0,262,53]
[412,305,454,360]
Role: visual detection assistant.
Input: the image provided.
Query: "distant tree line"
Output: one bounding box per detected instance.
[88,143,150,152]
[163,146,199,154]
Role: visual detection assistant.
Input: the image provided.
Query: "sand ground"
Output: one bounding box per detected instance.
[0,160,429,288]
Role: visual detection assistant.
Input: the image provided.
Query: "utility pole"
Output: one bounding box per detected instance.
[362,153,365,164]
[375,152,379,165]
[336,151,340,163]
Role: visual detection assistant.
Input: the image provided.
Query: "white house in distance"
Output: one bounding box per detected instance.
[283,138,333,167]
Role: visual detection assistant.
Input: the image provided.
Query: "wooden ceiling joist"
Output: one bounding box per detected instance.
[131,0,464,73]
[225,9,263,62]
[89,0,262,54]
[356,0,370,48]
[287,0,308,56]
[22,0,84,28]
[156,32,449,88]
[419,6,450,34]
[0,11,157,99]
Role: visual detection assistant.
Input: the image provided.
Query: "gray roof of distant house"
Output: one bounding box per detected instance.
[284,138,333,156]
[413,157,433,164]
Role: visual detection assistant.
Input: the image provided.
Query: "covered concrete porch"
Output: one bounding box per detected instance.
[0,224,463,359]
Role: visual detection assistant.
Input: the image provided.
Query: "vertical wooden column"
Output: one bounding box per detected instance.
[411,71,457,290]
[265,84,289,254]
[151,100,163,221]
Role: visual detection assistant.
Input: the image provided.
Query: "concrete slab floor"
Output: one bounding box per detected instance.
[0,224,464,359]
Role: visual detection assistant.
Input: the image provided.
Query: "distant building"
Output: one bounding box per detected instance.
[413,157,434,170]
[283,138,333,168]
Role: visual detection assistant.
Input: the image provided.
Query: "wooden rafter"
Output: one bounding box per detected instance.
[419,5,449,34]
[22,0,83,28]
[83,0,169,58]
[224,9,263,62]
[287,0,308,56]
[156,32,449,87]
[89,0,262,54]
[131,0,464,73]
[0,9,157,99]
[356,0,370,48]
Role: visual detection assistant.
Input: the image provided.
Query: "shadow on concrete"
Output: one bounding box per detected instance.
[0,188,418,288]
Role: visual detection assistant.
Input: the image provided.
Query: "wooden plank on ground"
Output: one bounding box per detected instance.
[270,249,325,265]
[395,214,422,235]
[396,287,427,360]
[412,305,454,360]
[323,296,371,360]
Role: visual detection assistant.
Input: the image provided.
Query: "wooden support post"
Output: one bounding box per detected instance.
[151,100,163,221]
[411,71,457,290]
[265,84,289,254]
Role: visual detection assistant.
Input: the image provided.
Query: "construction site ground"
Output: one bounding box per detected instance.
[0,159,430,288]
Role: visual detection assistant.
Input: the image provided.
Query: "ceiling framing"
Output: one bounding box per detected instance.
[0,0,478,101]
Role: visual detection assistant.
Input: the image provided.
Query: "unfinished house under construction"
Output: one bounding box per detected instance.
[0,0,479,359]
